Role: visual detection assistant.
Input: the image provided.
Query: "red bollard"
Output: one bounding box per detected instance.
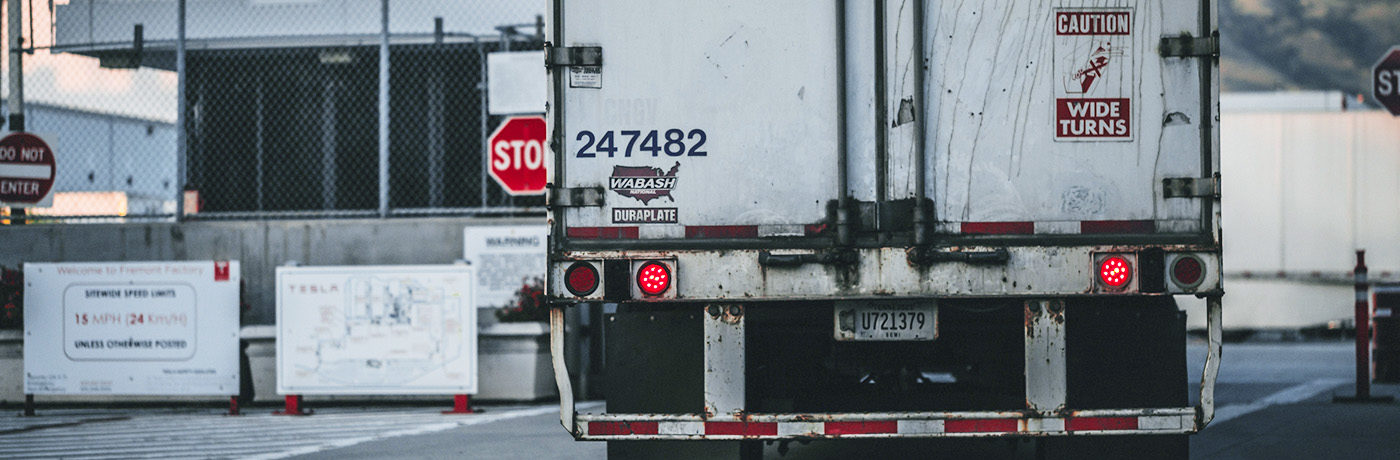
[227,396,241,416]
[1357,250,1371,399]
[274,394,311,415]
[1336,250,1394,403]
[442,394,476,414]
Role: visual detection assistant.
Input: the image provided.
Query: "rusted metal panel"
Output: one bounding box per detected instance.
[703,304,745,417]
[550,246,1221,301]
[1025,300,1068,413]
[549,307,576,435]
[1196,295,1222,430]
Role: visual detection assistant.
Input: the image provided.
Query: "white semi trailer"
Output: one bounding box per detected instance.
[1187,106,1400,331]
[544,1,1223,458]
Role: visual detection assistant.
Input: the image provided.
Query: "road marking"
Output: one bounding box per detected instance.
[251,403,601,460]
[1210,378,1349,425]
[0,402,602,460]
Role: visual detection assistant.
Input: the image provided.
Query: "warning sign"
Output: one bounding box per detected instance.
[1054,9,1133,142]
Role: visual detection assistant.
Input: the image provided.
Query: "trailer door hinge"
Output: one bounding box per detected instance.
[545,44,602,68]
[1163,174,1219,199]
[1160,32,1219,58]
[551,187,605,208]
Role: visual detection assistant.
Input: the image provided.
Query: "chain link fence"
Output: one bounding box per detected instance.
[2,0,546,222]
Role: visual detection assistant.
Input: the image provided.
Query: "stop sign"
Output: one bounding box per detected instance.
[1375,46,1400,116]
[0,132,56,206]
[487,116,547,195]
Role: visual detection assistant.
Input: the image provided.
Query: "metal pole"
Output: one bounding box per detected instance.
[912,0,928,246]
[8,0,25,223]
[834,0,850,247]
[8,0,23,132]
[174,0,187,220]
[476,37,488,207]
[377,0,390,218]
[873,0,887,246]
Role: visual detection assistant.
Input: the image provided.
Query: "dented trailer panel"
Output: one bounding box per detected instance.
[551,0,1219,242]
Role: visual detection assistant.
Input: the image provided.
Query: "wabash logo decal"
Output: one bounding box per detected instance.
[610,162,679,204]
[1053,9,1133,142]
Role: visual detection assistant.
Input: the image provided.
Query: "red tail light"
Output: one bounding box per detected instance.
[564,262,599,297]
[1171,255,1204,288]
[1098,256,1133,288]
[636,261,671,296]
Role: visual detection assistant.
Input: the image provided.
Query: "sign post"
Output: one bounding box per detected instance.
[1376,46,1400,116]
[0,132,56,208]
[487,116,548,195]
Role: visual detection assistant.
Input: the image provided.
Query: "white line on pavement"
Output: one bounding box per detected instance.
[1210,378,1349,425]
[247,402,603,460]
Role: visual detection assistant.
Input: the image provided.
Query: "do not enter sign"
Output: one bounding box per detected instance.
[487,116,547,195]
[1376,46,1400,116]
[0,132,56,207]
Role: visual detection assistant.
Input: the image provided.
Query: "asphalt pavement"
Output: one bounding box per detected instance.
[1186,342,1400,459]
[4,341,1398,459]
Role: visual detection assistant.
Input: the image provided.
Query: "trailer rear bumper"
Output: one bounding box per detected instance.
[552,296,1224,440]
[574,408,1196,440]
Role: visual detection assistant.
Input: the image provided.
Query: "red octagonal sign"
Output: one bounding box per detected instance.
[487,116,547,195]
[1375,46,1400,116]
[0,132,56,205]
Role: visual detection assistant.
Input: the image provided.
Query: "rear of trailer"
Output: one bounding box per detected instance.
[544,0,1222,457]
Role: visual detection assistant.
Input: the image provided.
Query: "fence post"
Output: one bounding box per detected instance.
[174,0,187,220]
[7,0,25,224]
[377,0,390,218]
[477,37,489,207]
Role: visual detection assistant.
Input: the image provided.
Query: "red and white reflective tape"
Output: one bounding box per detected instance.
[577,411,1196,440]
[566,225,829,240]
[567,226,639,239]
[960,220,1157,235]
[566,221,1158,239]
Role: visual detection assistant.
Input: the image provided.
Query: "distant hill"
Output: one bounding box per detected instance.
[1221,0,1400,99]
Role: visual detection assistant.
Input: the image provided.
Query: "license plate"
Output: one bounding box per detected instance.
[833,302,938,341]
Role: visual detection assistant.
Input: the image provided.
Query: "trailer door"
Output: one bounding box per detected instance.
[551,0,842,241]
[915,0,1216,238]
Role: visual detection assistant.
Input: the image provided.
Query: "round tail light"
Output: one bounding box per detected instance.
[1171,255,1204,289]
[1098,256,1133,288]
[636,261,671,296]
[564,262,599,297]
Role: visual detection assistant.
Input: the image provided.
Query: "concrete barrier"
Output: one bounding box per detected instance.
[0,330,20,405]
[0,216,544,326]
[0,216,566,405]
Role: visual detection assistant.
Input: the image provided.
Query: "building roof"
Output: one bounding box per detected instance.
[54,0,544,70]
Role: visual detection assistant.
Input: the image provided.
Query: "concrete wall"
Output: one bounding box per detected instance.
[0,216,544,324]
